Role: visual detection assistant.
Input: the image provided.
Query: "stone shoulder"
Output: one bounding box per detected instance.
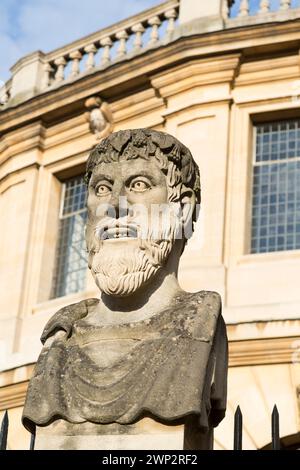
[197,290,221,303]
[40,298,99,344]
[39,291,222,345]
[184,290,222,343]
[191,290,222,311]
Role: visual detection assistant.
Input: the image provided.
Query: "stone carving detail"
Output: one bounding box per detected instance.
[84,96,113,140]
[22,129,228,450]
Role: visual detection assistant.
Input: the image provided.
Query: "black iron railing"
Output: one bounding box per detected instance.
[0,411,8,450]
[0,411,35,451]
[233,405,281,450]
[1,405,281,450]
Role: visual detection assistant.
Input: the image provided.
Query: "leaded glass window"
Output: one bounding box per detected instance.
[251,120,300,253]
[51,175,88,298]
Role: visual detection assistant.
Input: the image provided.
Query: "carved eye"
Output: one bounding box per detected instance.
[95,184,111,196]
[130,179,150,192]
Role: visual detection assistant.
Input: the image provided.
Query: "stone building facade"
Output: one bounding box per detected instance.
[1,0,300,449]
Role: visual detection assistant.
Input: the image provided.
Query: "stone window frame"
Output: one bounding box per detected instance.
[31,154,97,316]
[250,119,300,254]
[50,174,88,299]
[226,101,300,264]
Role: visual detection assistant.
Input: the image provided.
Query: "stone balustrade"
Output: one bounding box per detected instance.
[229,0,300,18]
[41,0,179,91]
[1,0,300,108]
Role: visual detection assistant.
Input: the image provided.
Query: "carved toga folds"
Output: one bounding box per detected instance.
[23,291,227,445]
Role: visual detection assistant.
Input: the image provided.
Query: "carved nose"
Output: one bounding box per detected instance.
[109,185,128,219]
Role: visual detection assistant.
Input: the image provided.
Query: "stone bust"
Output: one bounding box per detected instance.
[22,129,228,450]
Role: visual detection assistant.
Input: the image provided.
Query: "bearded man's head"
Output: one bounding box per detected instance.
[84,129,201,297]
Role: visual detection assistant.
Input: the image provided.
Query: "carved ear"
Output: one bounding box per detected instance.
[180,186,196,239]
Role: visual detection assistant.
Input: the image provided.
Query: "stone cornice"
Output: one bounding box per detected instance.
[0,381,29,410]
[161,98,232,118]
[151,54,241,98]
[235,55,300,87]
[1,18,300,133]
[0,87,166,182]
[111,88,165,124]
[0,121,45,162]
[229,336,300,367]
[0,363,34,409]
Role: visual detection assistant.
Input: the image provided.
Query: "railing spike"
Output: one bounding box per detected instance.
[30,427,36,450]
[233,405,243,450]
[272,405,280,450]
[0,410,9,450]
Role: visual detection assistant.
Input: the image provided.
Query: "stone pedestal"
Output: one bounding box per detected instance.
[34,415,213,450]
[35,418,185,450]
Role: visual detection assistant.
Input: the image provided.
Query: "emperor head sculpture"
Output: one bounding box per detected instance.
[22,129,228,450]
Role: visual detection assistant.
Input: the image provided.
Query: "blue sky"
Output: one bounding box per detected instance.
[0,0,161,83]
[1,0,296,85]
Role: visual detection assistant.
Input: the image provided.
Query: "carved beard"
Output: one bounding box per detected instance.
[87,221,179,297]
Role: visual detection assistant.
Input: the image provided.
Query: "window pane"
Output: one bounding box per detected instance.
[251,120,300,254]
[51,175,88,298]
[255,119,300,163]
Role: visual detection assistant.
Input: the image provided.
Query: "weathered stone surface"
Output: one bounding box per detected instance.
[22,129,228,449]
[84,96,114,140]
[23,291,226,430]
